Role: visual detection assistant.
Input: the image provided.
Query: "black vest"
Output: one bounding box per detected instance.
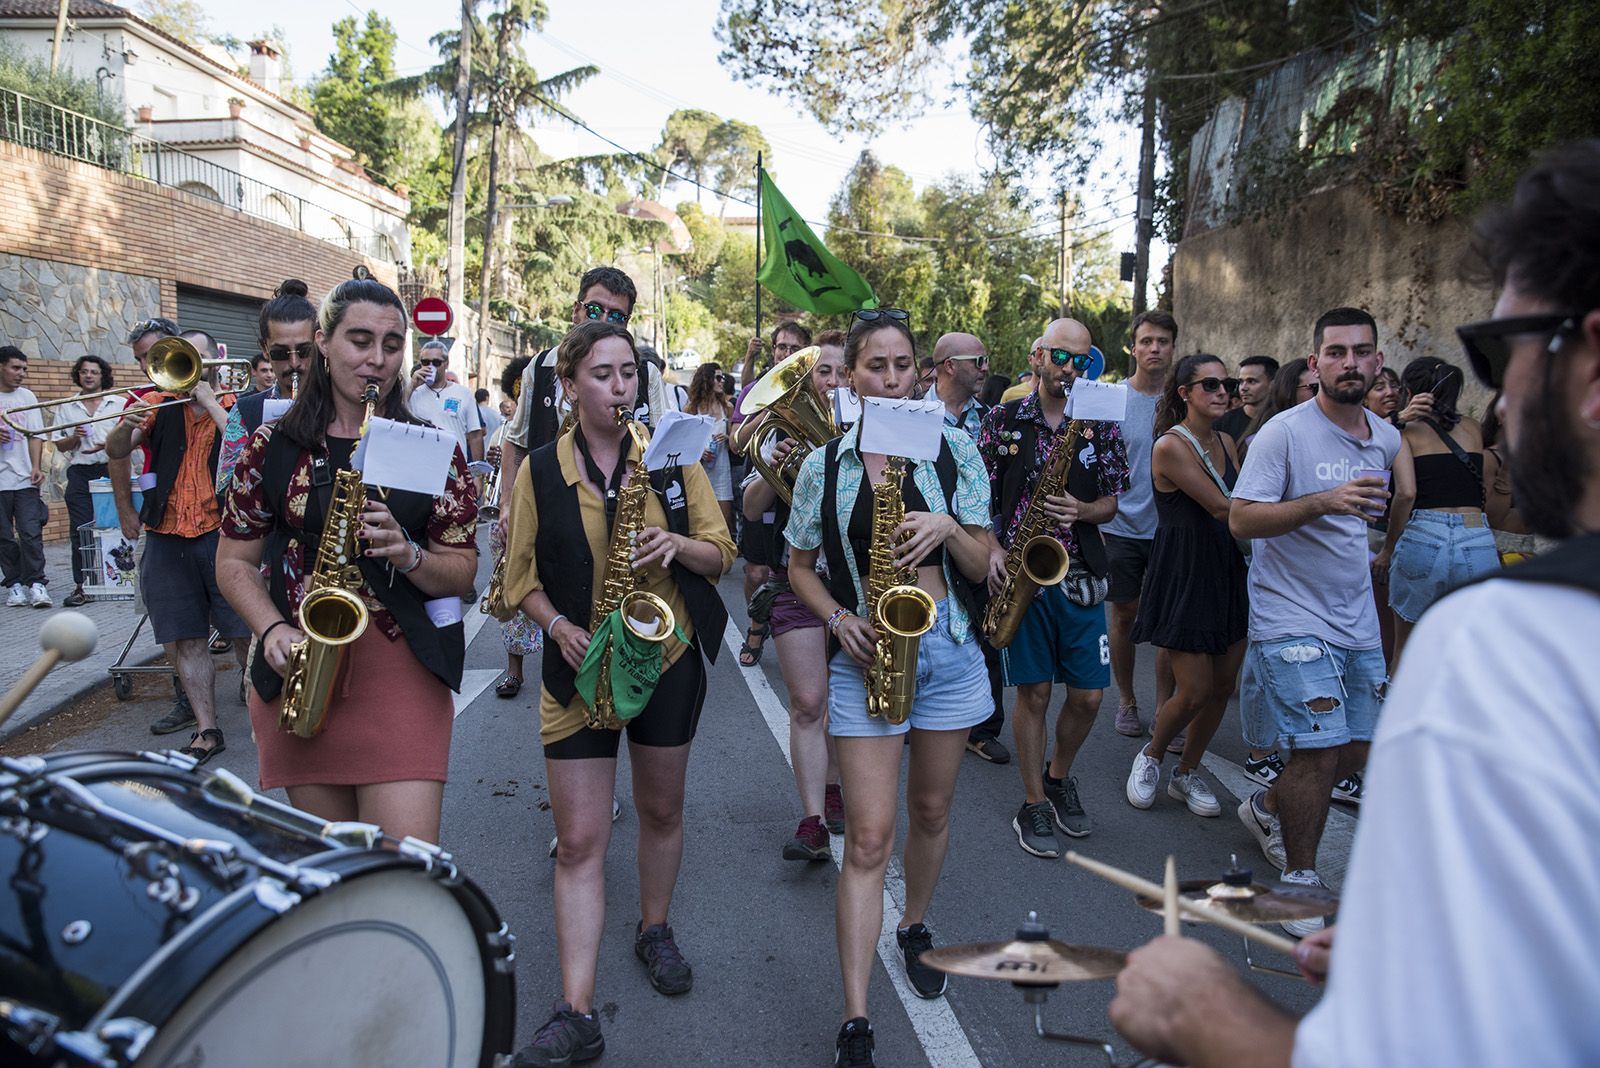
[527,348,656,450]
[990,399,1110,577]
[248,429,467,702]
[528,440,725,707]
[139,401,222,528]
[235,389,270,438]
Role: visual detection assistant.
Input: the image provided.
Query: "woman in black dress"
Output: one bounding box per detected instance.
[1125,354,1248,817]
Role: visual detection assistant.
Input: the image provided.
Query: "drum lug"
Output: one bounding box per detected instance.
[399,835,461,883]
[254,878,302,914]
[322,820,384,848]
[201,767,256,806]
[1,999,62,1056]
[486,921,518,974]
[50,1017,154,1067]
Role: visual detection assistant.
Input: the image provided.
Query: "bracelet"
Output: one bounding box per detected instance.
[547,613,567,636]
[262,619,292,643]
[825,607,850,634]
[396,538,424,574]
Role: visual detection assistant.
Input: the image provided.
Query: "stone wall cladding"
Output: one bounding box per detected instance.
[0,255,162,361]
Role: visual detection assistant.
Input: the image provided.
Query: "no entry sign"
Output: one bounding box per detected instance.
[412,296,453,336]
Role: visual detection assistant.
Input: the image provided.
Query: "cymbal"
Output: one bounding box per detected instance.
[1135,879,1339,924]
[921,939,1125,985]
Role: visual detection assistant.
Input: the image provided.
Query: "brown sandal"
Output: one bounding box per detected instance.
[177,728,226,766]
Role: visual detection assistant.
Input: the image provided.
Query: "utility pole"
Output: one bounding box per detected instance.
[50,0,69,74]
[1133,78,1156,315]
[474,3,512,385]
[445,0,474,309]
[1057,189,1068,319]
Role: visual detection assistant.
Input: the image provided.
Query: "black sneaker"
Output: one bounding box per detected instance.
[1043,773,1093,838]
[896,923,948,998]
[635,921,693,995]
[513,1000,604,1067]
[965,735,1012,764]
[150,692,197,735]
[835,1017,875,1067]
[1012,800,1060,859]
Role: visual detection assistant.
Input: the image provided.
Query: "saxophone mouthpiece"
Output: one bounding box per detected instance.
[362,381,381,403]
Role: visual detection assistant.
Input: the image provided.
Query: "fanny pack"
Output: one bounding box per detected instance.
[747,578,791,625]
[1062,560,1109,607]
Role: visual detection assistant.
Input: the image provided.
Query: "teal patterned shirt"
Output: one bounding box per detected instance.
[784,423,994,643]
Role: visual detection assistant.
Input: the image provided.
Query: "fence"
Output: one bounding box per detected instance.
[2,87,395,260]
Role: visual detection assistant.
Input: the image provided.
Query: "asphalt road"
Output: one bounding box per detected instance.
[3,541,1355,1067]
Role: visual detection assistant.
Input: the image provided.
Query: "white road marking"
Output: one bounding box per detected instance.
[1199,752,1358,890]
[455,669,502,718]
[722,620,982,1068]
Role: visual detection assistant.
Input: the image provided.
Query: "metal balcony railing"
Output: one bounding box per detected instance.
[2,88,397,261]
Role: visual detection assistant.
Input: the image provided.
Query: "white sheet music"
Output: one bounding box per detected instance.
[833,387,861,426]
[261,398,291,423]
[642,411,714,472]
[858,396,945,462]
[353,417,458,496]
[1066,379,1129,422]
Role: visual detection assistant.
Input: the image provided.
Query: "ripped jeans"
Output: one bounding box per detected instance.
[1240,636,1387,751]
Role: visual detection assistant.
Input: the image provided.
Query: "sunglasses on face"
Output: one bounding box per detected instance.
[1184,376,1232,394]
[1456,313,1580,389]
[419,358,445,367]
[1299,381,1321,395]
[1044,348,1093,370]
[942,353,989,368]
[582,301,630,325]
[267,342,314,362]
[850,307,910,327]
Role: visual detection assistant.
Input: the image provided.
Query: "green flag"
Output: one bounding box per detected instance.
[757,170,877,315]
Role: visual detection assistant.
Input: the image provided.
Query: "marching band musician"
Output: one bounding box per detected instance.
[215,278,479,844]
[783,310,995,1068]
[498,321,733,1068]
[216,278,319,491]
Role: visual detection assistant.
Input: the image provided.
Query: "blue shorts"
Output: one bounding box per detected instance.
[999,582,1110,690]
[1240,636,1386,751]
[828,599,992,737]
[1389,511,1499,623]
[140,530,250,646]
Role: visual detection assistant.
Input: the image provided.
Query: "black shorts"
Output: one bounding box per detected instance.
[1104,533,1153,605]
[544,645,707,760]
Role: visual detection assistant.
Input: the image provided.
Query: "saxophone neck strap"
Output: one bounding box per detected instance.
[573,423,632,533]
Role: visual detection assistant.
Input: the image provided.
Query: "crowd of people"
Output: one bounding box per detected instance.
[1,140,1594,1068]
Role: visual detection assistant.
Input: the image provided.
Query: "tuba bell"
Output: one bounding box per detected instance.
[737,346,836,504]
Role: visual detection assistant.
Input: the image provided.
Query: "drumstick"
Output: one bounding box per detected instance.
[1164,855,1180,938]
[0,613,98,728]
[1066,851,1300,957]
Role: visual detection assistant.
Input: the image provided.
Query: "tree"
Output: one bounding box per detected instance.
[135,0,213,47]
[312,13,401,177]
[654,110,773,212]
[656,109,721,203]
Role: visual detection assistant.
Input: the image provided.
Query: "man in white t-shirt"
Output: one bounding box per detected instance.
[1106,140,1600,1068]
[1228,306,1400,933]
[0,346,50,607]
[407,339,484,462]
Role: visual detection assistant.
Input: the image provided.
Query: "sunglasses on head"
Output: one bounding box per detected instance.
[1183,376,1233,394]
[1044,348,1093,370]
[267,342,314,362]
[127,317,178,342]
[850,307,910,327]
[1456,313,1581,389]
[582,301,630,325]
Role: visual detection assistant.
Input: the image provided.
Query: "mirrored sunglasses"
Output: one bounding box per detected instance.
[1046,348,1092,370]
[583,301,630,325]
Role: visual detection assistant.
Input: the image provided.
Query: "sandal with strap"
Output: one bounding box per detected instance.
[495,673,523,698]
[177,728,226,766]
[738,622,770,667]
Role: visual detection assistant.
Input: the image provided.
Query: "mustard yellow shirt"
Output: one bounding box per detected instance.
[502,429,735,745]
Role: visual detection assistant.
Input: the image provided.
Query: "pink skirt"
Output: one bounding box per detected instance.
[249,626,454,790]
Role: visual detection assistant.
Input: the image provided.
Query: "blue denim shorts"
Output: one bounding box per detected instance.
[999,582,1110,690]
[1389,511,1499,623]
[828,599,992,737]
[1240,636,1386,751]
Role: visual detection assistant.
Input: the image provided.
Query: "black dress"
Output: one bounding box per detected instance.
[1132,438,1249,654]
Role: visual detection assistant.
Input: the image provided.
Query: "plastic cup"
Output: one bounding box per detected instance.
[1357,468,1390,520]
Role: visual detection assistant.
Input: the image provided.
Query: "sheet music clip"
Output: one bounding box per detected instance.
[665,451,683,469]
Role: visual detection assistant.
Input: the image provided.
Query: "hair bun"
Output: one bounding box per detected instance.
[276,278,309,298]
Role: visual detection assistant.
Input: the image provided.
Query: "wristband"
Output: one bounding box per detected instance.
[396,537,424,574]
[547,613,567,636]
[262,619,292,643]
[825,607,850,634]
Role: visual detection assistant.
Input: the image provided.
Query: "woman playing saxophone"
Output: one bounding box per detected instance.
[215,278,480,845]
[498,321,733,1068]
[782,311,995,1068]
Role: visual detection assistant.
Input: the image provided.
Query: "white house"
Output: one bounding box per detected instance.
[0,0,409,264]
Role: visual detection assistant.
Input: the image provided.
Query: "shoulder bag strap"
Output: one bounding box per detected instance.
[1169,426,1231,498]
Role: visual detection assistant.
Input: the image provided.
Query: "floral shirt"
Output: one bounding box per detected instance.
[221,423,479,639]
[785,424,993,643]
[976,388,1130,558]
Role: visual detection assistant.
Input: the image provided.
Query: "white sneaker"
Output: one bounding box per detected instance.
[1168,769,1221,816]
[29,583,51,608]
[6,585,25,608]
[1279,869,1329,938]
[1332,771,1363,806]
[1237,789,1287,871]
[1125,749,1160,809]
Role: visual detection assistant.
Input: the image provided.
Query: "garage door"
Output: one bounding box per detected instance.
[175,285,261,370]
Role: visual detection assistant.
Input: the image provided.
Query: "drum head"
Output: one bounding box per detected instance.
[134,868,488,1067]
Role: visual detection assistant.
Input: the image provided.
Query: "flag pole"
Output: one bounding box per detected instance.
[754,151,763,350]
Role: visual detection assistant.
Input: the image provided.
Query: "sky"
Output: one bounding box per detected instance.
[196,0,1156,264]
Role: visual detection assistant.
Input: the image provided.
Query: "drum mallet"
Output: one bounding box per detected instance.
[0,612,99,729]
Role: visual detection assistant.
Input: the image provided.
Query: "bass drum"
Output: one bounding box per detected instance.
[0,750,515,1067]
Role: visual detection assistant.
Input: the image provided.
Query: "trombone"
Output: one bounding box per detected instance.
[0,338,255,436]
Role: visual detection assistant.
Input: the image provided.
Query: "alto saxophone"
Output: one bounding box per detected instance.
[279,382,378,738]
[981,420,1084,649]
[586,408,674,730]
[863,457,936,724]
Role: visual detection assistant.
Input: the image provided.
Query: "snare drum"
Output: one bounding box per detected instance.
[0,750,515,1067]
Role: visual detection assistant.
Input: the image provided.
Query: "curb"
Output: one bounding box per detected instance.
[0,650,168,745]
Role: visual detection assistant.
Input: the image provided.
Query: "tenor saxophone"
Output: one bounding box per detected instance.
[980,420,1084,649]
[863,457,936,724]
[586,408,674,730]
[279,382,378,738]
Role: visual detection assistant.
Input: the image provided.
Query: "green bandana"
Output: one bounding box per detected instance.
[574,609,685,722]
